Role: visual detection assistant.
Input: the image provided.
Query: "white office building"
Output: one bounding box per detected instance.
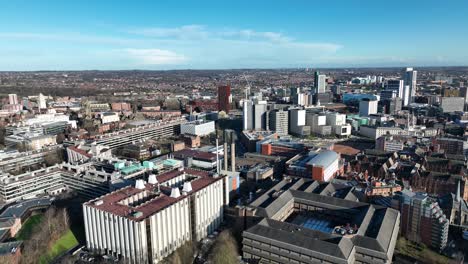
[83,168,227,263]
[38,93,47,109]
[8,94,18,105]
[180,120,215,136]
[100,112,120,124]
[359,99,378,116]
[289,108,310,136]
[243,100,268,131]
[325,112,351,137]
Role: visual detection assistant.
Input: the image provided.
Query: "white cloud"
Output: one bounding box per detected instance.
[124,48,187,65]
[129,25,209,39]
[0,26,343,69]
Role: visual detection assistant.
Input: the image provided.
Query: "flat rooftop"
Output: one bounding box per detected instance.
[244,176,400,260]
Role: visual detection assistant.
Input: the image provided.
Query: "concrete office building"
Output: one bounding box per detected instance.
[440,97,465,113]
[79,118,186,149]
[359,99,378,116]
[386,98,402,115]
[307,113,332,136]
[0,146,60,172]
[314,71,327,94]
[5,133,56,151]
[404,68,417,103]
[253,102,268,130]
[100,112,120,124]
[268,109,289,136]
[242,177,400,264]
[459,87,468,103]
[289,109,310,136]
[60,162,128,199]
[242,100,254,130]
[392,191,449,251]
[243,100,268,131]
[180,120,215,137]
[38,93,47,109]
[0,166,64,203]
[83,168,226,263]
[325,112,351,137]
[376,136,404,152]
[8,94,18,105]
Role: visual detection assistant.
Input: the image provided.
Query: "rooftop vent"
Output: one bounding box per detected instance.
[131,211,143,218]
[94,200,103,206]
[135,179,146,190]
[148,174,158,185]
[170,187,181,198]
[182,182,192,193]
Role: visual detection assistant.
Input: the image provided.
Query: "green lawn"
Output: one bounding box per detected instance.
[39,229,79,264]
[395,237,452,264]
[15,214,43,241]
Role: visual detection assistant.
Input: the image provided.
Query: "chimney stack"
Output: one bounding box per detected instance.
[231,143,236,172]
[223,142,228,171]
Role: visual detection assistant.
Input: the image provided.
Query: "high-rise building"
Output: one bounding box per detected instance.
[289,108,310,136]
[268,109,289,136]
[402,85,411,106]
[314,71,327,94]
[404,68,417,103]
[384,79,404,98]
[289,87,300,98]
[217,85,231,113]
[388,97,403,114]
[242,100,254,130]
[8,94,18,105]
[392,191,449,251]
[380,90,398,101]
[460,87,468,103]
[253,101,268,130]
[359,98,378,116]
[38,93,47,109]
[242,100,268,131]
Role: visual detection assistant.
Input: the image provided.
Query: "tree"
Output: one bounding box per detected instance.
[163,241,195,264]
[208,231,239,264]
[56,133,66,144]
[44,149,64,166]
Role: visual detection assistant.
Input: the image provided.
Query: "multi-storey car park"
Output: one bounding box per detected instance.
[241,177,400,264]
[83,168,229,263]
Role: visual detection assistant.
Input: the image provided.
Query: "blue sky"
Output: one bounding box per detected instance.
[0,0,467,70]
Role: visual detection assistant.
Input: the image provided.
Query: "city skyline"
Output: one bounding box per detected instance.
[1,0,468,70]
